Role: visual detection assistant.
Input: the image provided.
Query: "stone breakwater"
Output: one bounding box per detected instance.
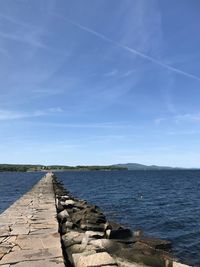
[0,173,192,267]
[0,173,64,266]
[52,174,191,267]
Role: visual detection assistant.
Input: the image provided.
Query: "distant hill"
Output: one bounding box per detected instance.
[113,163,178,170]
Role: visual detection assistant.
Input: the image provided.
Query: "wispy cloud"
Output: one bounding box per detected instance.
[167,130,200,135]
[56,16,200,82]
[0,30,49,50]
[0,107,62,121]
[0,13,38,30]
[174,113,200,122]
[154,112,200,125]
[103,70,118,77]
[32,88,64,95]
[32,121,134,129]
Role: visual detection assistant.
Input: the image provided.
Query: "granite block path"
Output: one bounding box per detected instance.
[0,173,65,266]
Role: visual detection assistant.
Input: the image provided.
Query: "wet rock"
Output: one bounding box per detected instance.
[74,200,88,210]
[80,223,105,232]
[56,202,65,213]
[139,237,172,251]
[105,221,124,230]
[71,206,106,227]
[106,228,133,242]
[115,243,171,267]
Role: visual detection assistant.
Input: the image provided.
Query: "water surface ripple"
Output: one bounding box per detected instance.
[55,170,200,267]
[0,170,199,266]
[0,172,42,213]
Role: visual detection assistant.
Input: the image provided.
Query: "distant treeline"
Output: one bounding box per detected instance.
[0,164,127,172]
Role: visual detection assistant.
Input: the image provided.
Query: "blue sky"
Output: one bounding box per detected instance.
[0,0,200,167]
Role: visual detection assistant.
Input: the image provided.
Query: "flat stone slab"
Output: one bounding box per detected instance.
[15,233,61,250]
[0,173,65,266]
[12,257,64,266]
[0,248,62,264]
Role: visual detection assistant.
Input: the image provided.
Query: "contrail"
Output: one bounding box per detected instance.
[65,17,200,82]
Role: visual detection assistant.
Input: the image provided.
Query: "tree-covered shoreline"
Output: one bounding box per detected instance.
[0,164,127,172]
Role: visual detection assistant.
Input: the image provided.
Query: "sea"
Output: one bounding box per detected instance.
[0,170,199,266]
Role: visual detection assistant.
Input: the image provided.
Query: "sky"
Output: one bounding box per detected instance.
[0,0,200,167]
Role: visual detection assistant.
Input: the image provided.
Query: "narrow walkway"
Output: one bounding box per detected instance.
[0,173,65,266]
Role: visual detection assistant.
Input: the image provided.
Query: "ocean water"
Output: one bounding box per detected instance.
[0,172,42,213]
[0,170,199,266]
[55,170,200,267]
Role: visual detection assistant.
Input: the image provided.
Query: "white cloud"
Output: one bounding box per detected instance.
[34,121,132,129]
[0,107,62,121]
[154,112,200,125]
[175,113,200,122]
[103,70,118,77]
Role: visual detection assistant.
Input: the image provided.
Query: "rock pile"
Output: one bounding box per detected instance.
[52,174,190,267]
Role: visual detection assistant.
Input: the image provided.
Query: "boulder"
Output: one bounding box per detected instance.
[72,251,96,266]
[106,229,132,239]
[61,221,74,234]
[89,239,125,254]
[139,237,172,251]
[173,262,192,267]
[74,200,88,210]
[62,231,85,247]
[85,231,104,239]
[57,210,70,222]
[56,202,65,213]
[70,205,106,228]
[80,223,105,232]
[66,244,100,263]
[60,195,70,201]
[115,243,172,267]
[76,252,117,267]
[105,221,124,230]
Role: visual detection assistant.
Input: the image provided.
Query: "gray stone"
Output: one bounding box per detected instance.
[89,239,124,254]
[62,231,85,247]
[64,200,75,206]
[80,223,105,232]
[85,230,104,238]
[57,210,70,222]
[11,258,65,267]
[139,237,172,251]
[76,252,117,267]
[72,251,96,266]
[173,262,191,267]
[0,247,63,264]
